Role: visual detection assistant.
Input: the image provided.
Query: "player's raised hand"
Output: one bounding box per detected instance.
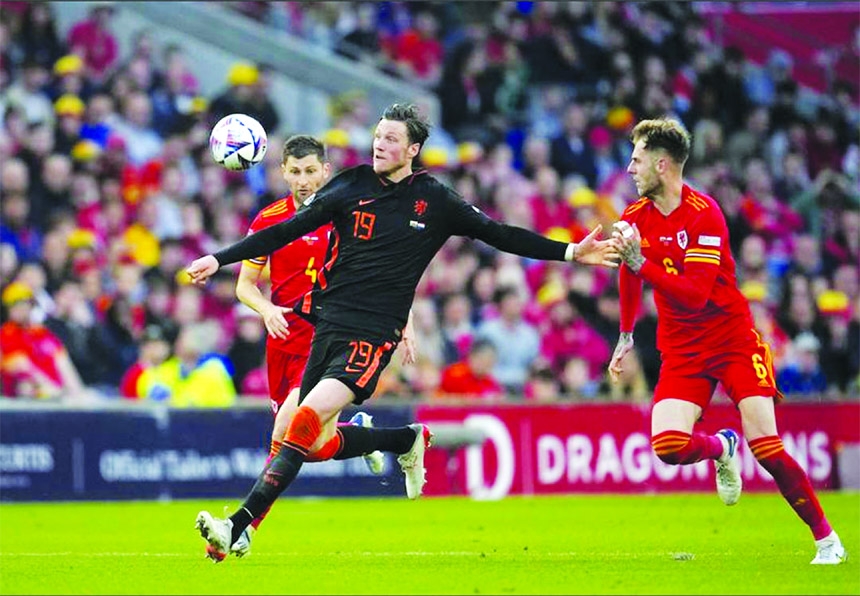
[611,222,645,273]
[260,302,292,340]
[186,255,220,286]
[608,332,635,383]
[572,224,619,267]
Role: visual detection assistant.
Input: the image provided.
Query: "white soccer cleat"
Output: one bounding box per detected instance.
[196,510,233,561]
[397,423,433,500]
[811,531,847,565]
[231,526,254,558]
[349,411,386,475]
[715,429,742,506]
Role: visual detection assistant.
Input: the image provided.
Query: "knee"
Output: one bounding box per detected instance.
[651,433,691,465]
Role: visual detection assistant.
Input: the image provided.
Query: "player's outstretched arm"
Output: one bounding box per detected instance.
[569,224,619,267]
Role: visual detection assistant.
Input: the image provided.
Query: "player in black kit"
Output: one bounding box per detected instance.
[187,104,618,558]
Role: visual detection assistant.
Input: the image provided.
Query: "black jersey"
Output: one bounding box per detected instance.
[214,165,569,337]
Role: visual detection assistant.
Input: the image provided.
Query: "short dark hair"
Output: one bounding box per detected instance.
[282,135,327,164]
[630,118,691,166]
[381,103,430,148]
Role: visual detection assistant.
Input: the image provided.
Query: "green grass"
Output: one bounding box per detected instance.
[1,493,858,595]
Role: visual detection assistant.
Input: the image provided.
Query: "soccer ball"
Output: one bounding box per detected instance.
[209,113,268,171]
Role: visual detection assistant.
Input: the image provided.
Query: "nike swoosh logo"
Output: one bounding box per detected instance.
[359,199,376,206]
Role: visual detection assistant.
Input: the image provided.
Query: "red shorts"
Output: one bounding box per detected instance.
[266,348,308,416]
[654,330,782,409]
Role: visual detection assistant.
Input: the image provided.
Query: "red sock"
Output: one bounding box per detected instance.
[749,436,831,540]
[651,430,724,465]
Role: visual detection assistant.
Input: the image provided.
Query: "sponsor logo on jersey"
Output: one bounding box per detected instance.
[677,230,688,249]
[641,238,650,248]
[698,234,721,247]
[659,236,673,244]
[409,220,426,230]
[358,198,376,206]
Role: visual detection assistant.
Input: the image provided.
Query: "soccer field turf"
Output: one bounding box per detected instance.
[0,493,857,595]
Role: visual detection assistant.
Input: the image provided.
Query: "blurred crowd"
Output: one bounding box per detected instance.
[0,1,858,406]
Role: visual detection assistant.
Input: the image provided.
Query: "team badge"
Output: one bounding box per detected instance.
[677,230,688,249]
[414,199,427,216]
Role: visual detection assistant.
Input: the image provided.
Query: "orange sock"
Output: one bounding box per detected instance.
[284,405,322,455]
[306,431,343,462]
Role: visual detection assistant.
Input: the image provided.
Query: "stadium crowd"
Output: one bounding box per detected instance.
[0,1,858,405]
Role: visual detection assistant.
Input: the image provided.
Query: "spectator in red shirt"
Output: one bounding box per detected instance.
[437,338,504,399]
[389,10,443,87]
[0,281,86,398]
[66,4,119,84]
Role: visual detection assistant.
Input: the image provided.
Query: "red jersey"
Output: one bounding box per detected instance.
[245,196,331,355]
[0,321,65,390]
[618,185,756,354]
[437,362,503,398]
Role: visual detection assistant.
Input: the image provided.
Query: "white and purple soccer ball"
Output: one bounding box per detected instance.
[209,113,268,171]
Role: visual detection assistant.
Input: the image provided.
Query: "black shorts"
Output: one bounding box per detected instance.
[298,319,398,405]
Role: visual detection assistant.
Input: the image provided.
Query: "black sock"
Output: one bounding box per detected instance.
[335,425,417,459]
[228,445,305,543]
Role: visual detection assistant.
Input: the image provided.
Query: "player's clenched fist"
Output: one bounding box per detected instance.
[186,255,220,286]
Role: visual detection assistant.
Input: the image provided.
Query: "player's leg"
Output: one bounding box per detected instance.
[271,351,405,473]
[650,358,739,504]
[739,395,846,564]
[650,376,727,466]
[651,397,729,464]
[199,378,356,556]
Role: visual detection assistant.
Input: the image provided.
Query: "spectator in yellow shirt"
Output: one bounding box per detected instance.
[137,321,236,407]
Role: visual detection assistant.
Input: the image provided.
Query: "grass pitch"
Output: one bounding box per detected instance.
[0,492,857,595]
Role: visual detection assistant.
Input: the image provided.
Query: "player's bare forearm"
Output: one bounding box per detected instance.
[236,265,292,340]
[236,263,270,315]
[612,224,645,272]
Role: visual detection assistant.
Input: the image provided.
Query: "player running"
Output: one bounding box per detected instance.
[609,117,846,565]
[188,103,618,558]
[209,135,426,562]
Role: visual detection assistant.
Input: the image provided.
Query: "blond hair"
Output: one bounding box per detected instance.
[631,118,691,166]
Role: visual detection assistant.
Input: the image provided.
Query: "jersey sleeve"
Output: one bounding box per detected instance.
[619,263,643,333]
[244,213,269,268]
[445,187,569,261]
[636,204,726,311]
